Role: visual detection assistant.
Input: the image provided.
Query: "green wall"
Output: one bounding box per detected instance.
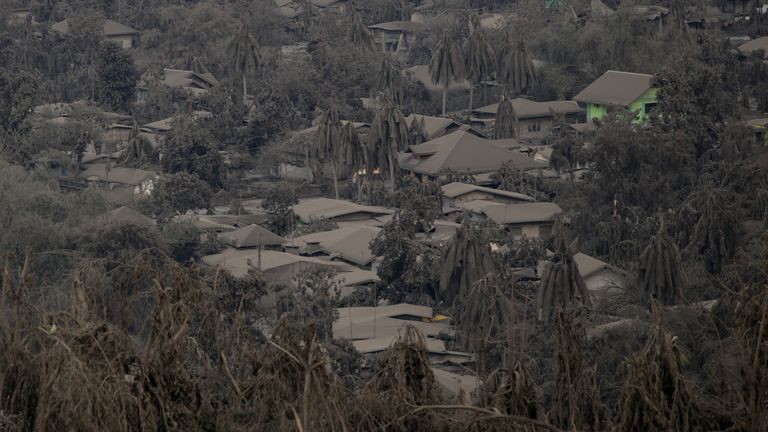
[586,88,658,124]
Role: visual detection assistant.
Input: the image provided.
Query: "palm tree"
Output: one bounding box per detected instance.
[122,120,153,167]
[429,30,465,115]
[464,14,495,112]
[226,24,262,103]
[313,103,343,199]
[686,188,738,273]
[376,57,404,105]
[439,221,499,304]
[408,115,429,145]
[367,93,409,191]
[536,237,591,322]
[346,13,374,51]
[497,37,536,96]
[339,121,365,198]
[638,221,683,305]
[494,95,517,139]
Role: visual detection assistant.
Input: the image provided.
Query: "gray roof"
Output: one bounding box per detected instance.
[462,200,562,225]
[369,20,426,33]
[79,164,156,186]
[738,36,768,56]
[399,130,544,176]
[52,19,139,36]
[105,206,155,227]
[202,249,337,278]
[219,224,286,248]
[441,182,535,202]
[472,98,584,119]
[292,198,393,222]
[573,70,653,107]
[404,65,471,92]
[291,226,381,266]
[404,114,461,139]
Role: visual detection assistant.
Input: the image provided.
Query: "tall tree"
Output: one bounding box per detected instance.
[339,121,365,197]
[226,23,262,103]
[464,14,495,111]
[497,37,536,96]
[429,30,465,115]
[494,95,516,139]
[376,57,403,106]
[346,13,374,51]
[96,41,138,111]
[312,102,343,199]
[536,237,591,322]
[122,119,153,167]
[638,221,683,305]
[367,93,409,191]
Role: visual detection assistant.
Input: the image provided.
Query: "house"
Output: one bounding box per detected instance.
[104,206,155,227]
[143,111,213,135]
[573,252,629,297]
[101,124,158,153]
[218,224,286,249]
[459,200,562,239]
[573,70,657,123]
[78,164,156,195]
[368,20,425,53]
[432,368,482,404]
[737,36,768,57]
[7,7,34,25]
[404,65,470,92]
[202,248,339,282]
[289,226,381,269]
[274,0,346,18]
[139,69,219,100]
[333,269,380,298]
[404,114,464,140]
[684,5,733,29]
[291,198,394,225]
[51,19,140,48]
[398,130,545,179]
[175,215,236,233]
[471,98,585,142]
[441,182,535,209]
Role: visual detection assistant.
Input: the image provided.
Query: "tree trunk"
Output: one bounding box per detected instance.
[331,161,339,199]
[442,87,447,115]
[388,152,397,192]
[242,72,248,104]
[468,84,475,114]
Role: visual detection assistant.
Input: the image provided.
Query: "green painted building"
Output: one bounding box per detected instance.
[574,71,657,123]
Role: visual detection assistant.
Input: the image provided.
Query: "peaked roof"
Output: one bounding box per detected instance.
[472,98,584,119]
[573,70,654,107]
[202,249,337,278]
[368,20,426,33]
[52,19,139,36]
[105,206,155,227]
[292,198,394,222]
[78,164,156,186]
[738,36,768,56]
[219,224,286,248]
[399,130,544,176]
[441,182,535,202]
[160,68,219,91]
[404,114,461,139]
[573,252,624,278]
[293,226,381,265]
[462,200,562,225]
[143,110,213,132]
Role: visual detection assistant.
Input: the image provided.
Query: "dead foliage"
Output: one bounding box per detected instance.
[613,301,706,432]
[476,361,540,432]
[638,222,683,305]
[536,238,591,322]
[552,308,608,431]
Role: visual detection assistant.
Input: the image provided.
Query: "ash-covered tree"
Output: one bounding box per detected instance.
[161,116,224,188]
[464,14,495,111]
[536,237,591,322]
[147,172,213,219]
[429,30,465,115]
[279,268,341,342]
[439,221,499,304]
[226,23,262,103]
[122,120,154,167]
[494,95,516,139]
[0,70,39,163]
[312,102,343,199]
[366,93,409,191]
[638,221,683,305]
[370,210,440,303]
[261,183,298,236]
[96,41,138,111]
[497,37,535,96]
[685,187,739,273]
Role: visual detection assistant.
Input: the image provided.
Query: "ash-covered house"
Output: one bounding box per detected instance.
[440,182,535,209]
[288,226,381,270]
[398,130,545,182]
[137,68,219,101]
[51,19,140,48]
[457,200,563,240]
[291,198,394,228]
[77,164,157,196]
[218,224,286,250]
[368,20,425,53]
[471,98,584,143]
[573,70,657,123]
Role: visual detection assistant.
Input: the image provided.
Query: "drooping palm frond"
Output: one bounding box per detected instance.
[464,14,495,111]
[376,57,404,105]
[226,23,262,100]
[497,37,535,96]
[638,222,683,305]
[494,95,517,139]
[313,102,343,198]
[439,221,499,304]
[408,115,429,145]
[478,362,539,431]
[536,237,591,322]
[346,13,374,51]
[122,120,153,167]
[429,30,465,114]
[367,93,409,189]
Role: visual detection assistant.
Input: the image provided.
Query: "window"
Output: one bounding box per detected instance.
[645,102,658,115]
[527,122,541,133]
